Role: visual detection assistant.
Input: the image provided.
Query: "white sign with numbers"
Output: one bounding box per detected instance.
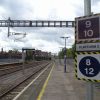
[77,54,100,80]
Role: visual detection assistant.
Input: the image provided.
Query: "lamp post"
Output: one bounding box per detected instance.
[60,36,70,73]
[22,49,25,74]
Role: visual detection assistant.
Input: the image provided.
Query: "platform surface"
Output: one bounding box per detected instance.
[40,60,79,100]
[13,59,100,100]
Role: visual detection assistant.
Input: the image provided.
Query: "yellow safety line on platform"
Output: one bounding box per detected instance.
[37,63,55,100]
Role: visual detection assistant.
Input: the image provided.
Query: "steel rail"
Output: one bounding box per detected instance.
[0,61,52,99]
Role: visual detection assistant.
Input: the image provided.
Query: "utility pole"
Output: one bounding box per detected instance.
[84,0,94,100]
[22,49,25,74]
[60,36,70,73]
[8,17,10,37]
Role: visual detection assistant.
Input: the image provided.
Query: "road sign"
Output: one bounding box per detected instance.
[76,53,100,81]
[76,43,100,51]
[76,15,100,42]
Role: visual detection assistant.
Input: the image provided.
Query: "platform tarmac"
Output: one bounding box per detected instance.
[38,60,80,100]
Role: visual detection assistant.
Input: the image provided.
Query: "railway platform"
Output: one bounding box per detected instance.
[38,60,79,100]
[39,60,100,100]
[12,59,82,100]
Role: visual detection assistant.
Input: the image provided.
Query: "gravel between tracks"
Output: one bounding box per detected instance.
[0,61,51,99]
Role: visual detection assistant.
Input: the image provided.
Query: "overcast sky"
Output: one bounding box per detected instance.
[0,0,100,53]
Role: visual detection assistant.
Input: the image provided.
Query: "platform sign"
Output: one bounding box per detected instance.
[76,53,100,81]
[75,14,100,82]
[76,15,100,42]
[76,43,100,51]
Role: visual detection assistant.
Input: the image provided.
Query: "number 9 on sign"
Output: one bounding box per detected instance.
[79,56,100,77]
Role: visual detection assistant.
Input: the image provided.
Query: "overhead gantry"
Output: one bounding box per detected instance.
[0,17,75,37]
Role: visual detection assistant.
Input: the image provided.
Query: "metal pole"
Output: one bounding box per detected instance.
[8,17,10,37]
[84,0,91,16]
[22,50,25,74]
[10,52,11,63]
[64,38,67,73]
[65,38,66,49]
[84,0,93,100]
[8,25,10,37]
[60,36,70,73]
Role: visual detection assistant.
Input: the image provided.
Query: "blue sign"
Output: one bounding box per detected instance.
[79,56,100,77]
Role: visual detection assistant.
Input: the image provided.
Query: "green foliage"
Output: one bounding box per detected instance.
[66,48,73,58]
[58,49,64,59]
[25,50,33,61]
[58,43,75,58]
[71,43,75,58]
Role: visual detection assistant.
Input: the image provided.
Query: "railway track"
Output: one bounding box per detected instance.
[0,61,48,76]
[0,61,53,100]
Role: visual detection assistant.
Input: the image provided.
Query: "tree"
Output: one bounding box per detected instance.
[66,48,73,58]
[58,48,72,58]
[25,50,33,61]
[13,48,18,53]
[58,43,75,59]
[71,43,75,58]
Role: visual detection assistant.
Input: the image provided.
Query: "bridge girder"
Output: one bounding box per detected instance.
[0,19,75,27]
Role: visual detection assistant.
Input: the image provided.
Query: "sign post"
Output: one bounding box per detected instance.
[84,1,94,99]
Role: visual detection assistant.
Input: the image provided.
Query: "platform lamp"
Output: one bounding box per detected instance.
[60,36,70,73]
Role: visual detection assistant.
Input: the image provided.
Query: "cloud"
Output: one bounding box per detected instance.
[92,0,100,5]
[0,0,100,53]
[92,1,100,14]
